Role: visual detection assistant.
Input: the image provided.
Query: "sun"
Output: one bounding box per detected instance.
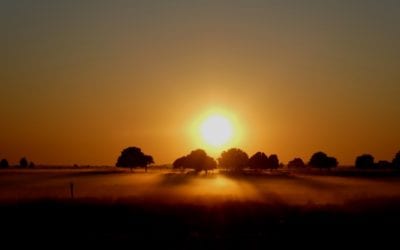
[200,115,233,147]
[189,108,243,151]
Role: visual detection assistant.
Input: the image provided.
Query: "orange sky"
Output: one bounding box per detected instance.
[1,1,399,165]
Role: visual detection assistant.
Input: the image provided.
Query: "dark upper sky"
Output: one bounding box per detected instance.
[1,0,400,165]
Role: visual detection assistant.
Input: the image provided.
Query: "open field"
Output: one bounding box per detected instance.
[2,168,400,247]
[2,168,400,204]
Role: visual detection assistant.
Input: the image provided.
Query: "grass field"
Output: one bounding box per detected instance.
[1,168,400,247]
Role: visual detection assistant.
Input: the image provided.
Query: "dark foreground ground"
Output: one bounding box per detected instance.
[2,197,400,248]
[1,169,400,248]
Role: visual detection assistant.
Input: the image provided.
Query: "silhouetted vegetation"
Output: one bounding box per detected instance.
[173,156,187,171]
[377,160,392,169]
[248,152,280,171]
[219,148,249,172]
[393,151,400,169]
[116,147,154,172]
[269,154,280,169]
[248,152,269,170]
[19,157,28,168]
[3,161,400,246]
[173,149,216,174]
[0,159,9,168]
[355,154,375,169]
[308,152,338,169]
[287,158,305,168]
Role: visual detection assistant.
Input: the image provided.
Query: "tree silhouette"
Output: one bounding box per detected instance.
[219,148,249,172]
[269,154,280,169]
[326,157,338,168]
[185,149,207,173]
[308,152,338,169]
[355,154,375,169]
[0,159,9,168]
[20,157,28,168]
[173,149,216,174]
[203,155,217,174]
[116,147,154,172]
[248,152,269,170]
[393,151,400,169]
[288,158,305,168]
[173,156,187,172]
[309,152,327,168]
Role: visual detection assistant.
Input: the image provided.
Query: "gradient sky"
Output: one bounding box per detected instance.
[1,0,399,166]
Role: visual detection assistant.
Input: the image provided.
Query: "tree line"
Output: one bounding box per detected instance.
[2,148,399,172]
[0,157,34,169]
[114,146,400,173]
[171,148,338,173]
[355,152,400,169]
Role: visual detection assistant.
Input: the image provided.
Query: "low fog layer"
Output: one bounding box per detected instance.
[1,170,400,205]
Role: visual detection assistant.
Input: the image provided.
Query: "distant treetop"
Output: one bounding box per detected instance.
[248,152,280,170]
[288,158,305,168]
[393,151,400,169]
[355,154,375,169]
[116,147,154,172]
[0,159,9,168]
[20,157,28,168]
[173,149,216,174]
[219,148,249,171]
[248,152,269,170]
[308,152,338,169]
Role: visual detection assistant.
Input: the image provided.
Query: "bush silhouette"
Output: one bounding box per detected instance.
[0,159,9,168]
[288,158,305,168]
[377,160,392,169]
[393,151,400,169]
[219,148,249,172]
[173,149,216,174]
[20,157,28,168]
[355,154,375,169]
[308,152,338,169]
[248,152,269,170]
[116,147,154,172]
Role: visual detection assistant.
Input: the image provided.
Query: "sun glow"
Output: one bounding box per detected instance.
[200,115,233,147]
[189,108,244,153]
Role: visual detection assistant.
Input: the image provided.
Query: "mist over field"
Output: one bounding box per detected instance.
[2,169,400,206]
[3,169,400,248]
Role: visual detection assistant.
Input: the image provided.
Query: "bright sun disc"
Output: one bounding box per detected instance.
[200,115,233,147]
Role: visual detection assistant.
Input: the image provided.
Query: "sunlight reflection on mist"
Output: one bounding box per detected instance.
[2,170,400,205]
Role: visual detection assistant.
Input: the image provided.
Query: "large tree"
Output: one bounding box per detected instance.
[0,159,9,168]
[308,152,338,169]
[393,151,400,169]
[20,157,28,168]
[248,152,269,170]
[203,155,218,174]
[355,154,375,169]
[173,156,188,172]
[116,147,154,172]
[173,149,216,174]
[269,154,280,169]
[288,158,305,168]
[218,148,249,172]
